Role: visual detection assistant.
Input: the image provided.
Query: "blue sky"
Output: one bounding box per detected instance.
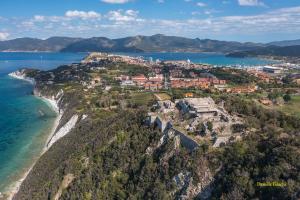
[0,0,300,42]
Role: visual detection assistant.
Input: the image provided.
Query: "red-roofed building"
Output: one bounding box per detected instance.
[132,74,147,86]
[144,81,163,91]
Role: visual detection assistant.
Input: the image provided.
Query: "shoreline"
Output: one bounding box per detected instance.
[8,71,35,84]
[4,73,62,200]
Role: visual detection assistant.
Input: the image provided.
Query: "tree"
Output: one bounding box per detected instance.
[283,94,291,102]
[207,121,213,132]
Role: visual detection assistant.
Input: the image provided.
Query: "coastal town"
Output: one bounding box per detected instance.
[2,0,300,199]
[13,52,300,151]
[5,51,300,200]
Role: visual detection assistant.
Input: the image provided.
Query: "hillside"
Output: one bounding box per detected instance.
[61,34,264,53]
[0,37,82,52]
[0,34,264,53]
[11,59,300,200]
[268,39,300,47]
[227,45,300,58]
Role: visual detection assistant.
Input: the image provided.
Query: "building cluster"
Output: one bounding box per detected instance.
[148,97,243,148]
[83,52,149,66]
[247,69,271,83]
[163,60,211,69]
[226,85,257,93]
[170,77,226,89]
[116,74,165,91]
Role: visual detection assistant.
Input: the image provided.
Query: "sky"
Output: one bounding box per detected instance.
[0,0,300,42]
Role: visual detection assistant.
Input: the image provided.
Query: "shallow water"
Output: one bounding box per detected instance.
[0,52,85,193]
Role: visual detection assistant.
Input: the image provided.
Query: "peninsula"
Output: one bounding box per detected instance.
[5,52,299,200]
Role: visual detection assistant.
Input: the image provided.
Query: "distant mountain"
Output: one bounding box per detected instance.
[227,45,300,58]
[60,37,144,53]
[268,39,300,47]
[0,37,82,52]
[61,34,265,53]
[0,34,265,53]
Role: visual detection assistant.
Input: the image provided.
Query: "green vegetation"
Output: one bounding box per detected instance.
[277,95,300,117]
[209,95,300,200]
[155,93,171,101]
[15,60,300,200]
[210,68,258,85]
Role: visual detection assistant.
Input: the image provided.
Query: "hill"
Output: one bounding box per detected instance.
[0,34,264,53]
[61,34,264,53]
[0,37,82,52]
[268,39,300,47]
[227,45,300,58]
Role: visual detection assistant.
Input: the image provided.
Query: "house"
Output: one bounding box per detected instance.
[170,78,210,89]
[148,74,164,83]
[170,69,183,78]
[115,75,130,81]
[247,69,271,83]
[132,74,147,86]
[227,85,257,93]
[185,93,194,98]
[121,80,136,87]
[144,81,163,91]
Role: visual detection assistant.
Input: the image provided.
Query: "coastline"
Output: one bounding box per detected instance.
[8,71,35,84]
[4,73,62,200]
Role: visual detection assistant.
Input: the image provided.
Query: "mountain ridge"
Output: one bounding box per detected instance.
[268,39,300,47]
[0,34,266,53]
[0,37,82,52]
[227,45,300,58]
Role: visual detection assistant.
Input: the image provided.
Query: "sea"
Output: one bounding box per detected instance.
[0,52,276,195]
[0,52,86,195]
[120,52,277,66]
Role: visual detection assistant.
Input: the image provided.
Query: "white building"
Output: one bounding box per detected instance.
[263,66,283,74]
[176,97,218,118]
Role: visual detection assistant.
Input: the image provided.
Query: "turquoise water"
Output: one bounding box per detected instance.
[0,52,85,194]
[119,52,277,66]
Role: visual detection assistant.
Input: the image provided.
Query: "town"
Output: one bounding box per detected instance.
[10,51,300,200]
[29,52,300,150]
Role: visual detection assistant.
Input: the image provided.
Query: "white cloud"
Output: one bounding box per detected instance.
[106,10,140,23]
[65,10,101,19]
[238,0,265,7]
[196,2,206,7]
[101,0,132,4]
[0,32,9,40]
[33,15,45,22]
[5,6,300,41]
